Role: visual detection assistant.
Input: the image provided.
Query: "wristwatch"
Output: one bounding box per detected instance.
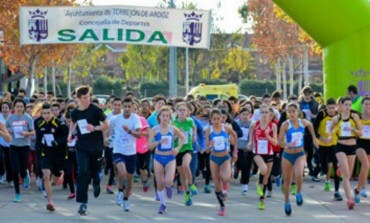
[94,126,100,131]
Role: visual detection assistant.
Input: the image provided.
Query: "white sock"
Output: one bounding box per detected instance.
[158,190,166,205]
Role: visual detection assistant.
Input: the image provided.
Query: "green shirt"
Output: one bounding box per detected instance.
[174,117,194,153]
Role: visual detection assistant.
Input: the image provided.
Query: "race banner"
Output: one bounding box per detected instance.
[19,6,211,49]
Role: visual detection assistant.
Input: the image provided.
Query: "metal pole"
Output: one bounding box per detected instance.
[68,62,71,99]
[168,0,177,97]
[52,64,56,96]
[185,47,189,95]
[44,67,47,95]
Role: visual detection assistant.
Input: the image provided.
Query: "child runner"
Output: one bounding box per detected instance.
[205,109,237,216]
[313,98,342,200]
[331,97,362,209]
[354,96,370,203]
[248,105,278,210]
[110,97,142,212]
[279,103,319,216]
[173,102,198,206]
[148,106,185,214]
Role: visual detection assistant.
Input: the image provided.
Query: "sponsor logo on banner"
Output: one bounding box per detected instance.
[182,12,203,46]
[28,9,48,42]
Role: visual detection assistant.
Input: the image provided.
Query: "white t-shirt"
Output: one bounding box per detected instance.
[106,111,122,148]
[110,113,141,155]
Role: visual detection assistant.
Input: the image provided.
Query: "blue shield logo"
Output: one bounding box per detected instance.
[28,9,48,42]
[183,12,203,46]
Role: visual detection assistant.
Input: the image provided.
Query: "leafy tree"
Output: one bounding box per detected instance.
[0,0,79,96]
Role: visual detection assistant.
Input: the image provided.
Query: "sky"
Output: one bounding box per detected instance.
[77,0,251,33]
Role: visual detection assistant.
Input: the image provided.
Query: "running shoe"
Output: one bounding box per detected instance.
[285,203,292,216]
[204,185,211,194]
[218,206,225,216]
[93,184,101,198]
[23,170,30,189]
[266,190,272,198]
[42,190,47,198]
[324,181,331,191]
[68,193,76,200]
[116,192,123,206]
[166,186,173,199]
[256,183,263,197]
[311,176,320,182]
[258,200,265,210]
[347,199,355,210]
[123,200,130,212]
[106,185,114,194]
[46,202,56,212]
[36,177,43,191]
[133,175,140,183]
[78,203,87,216]
[334,191,343,201]
[143,185,149,193]
[354,189,360,204]
[296,193,303,206]
[360,188,367,198]
[0,175,4,184]
[185,193,192,206]
[13,193,22,203]
[275,175,281,187]
[190,184,198,196]
[291,184,297,195]
[158,204,167,214]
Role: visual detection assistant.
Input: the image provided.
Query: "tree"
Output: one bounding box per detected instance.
[240,0,322,98]
[222,47,253,82]
[0,0,79,96]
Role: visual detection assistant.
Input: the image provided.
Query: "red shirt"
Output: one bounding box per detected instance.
[253,120,274,155]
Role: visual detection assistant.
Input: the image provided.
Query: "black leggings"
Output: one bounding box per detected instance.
[2,146,13,182]
[104,147,115,186]
[198,152,211,185]
[319,147,341,192]
[9,146,29,194]
[64,150,77,194]
[235,150,254,185]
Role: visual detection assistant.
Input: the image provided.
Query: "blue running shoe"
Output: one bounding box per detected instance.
[285,203,292,216]
[296,193,303,206]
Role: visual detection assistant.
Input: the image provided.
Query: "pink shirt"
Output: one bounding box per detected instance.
[136,116,149,154]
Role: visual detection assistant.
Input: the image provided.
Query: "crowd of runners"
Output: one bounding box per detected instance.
[0,84,369,217]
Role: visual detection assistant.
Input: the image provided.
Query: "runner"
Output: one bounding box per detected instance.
[235,107,252,195]
[173,102,198,206]
[68,86,109,215]
[354,96,370,203]
[148,106,185,214]
[104,97,122,194]
[313,98,343,200]
[133,102,150,192]
[110,97,141,212]
[0,101,12,186]
[331,97,362,209]
[248,105,278,210]
[6,98,34,202]
[35,103,68,211]
[205,109,237,216]
[279,103,319,216]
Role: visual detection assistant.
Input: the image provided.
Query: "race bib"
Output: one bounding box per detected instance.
[160,135,172,150]
[325,120,333,134]
[43,134,55,147]
[291,132,303,147]
[257,139,268,154]
[362,125,370,139]
[13,126,24,139]
[340,122,351,137]
[241,127,249,141]
[182,131,189,144]
[77,119,90,135]
[213,136,225,151]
